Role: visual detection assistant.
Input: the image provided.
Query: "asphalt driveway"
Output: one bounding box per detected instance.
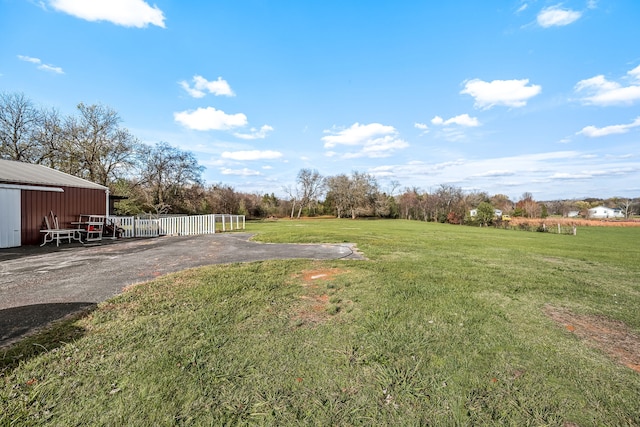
[0,233,364,347]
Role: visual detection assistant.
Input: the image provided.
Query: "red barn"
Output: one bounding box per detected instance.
[0,159,108,248]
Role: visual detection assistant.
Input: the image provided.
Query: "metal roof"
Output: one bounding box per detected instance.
[0,159,108,190]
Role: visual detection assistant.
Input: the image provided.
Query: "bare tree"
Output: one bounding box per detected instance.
[325,171,379,219]
[490,194,513,213]
[62,103,140,185]
[433,184,464,222]
[516,192,540,218]
[207,183,240,214]
[397,188,420,220]
[325,174,352,218]
[283,184,298,218]
[138,142,204,211]
[295,168,324,218]
[33,107,64,167]
[0,92,42,162]
[350,172,379,218]
[618,199,634,219]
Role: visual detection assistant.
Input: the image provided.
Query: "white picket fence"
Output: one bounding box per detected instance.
[109,214,245,238]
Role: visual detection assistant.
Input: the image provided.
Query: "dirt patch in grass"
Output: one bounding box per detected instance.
[544,305,640,373]
[290,268,349,327]
[300,268,346,284]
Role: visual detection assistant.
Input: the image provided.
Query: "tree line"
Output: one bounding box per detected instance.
[2,92,636,220]
[274,170,637,221]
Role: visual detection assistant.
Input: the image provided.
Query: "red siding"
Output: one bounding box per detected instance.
[21,186,107,245]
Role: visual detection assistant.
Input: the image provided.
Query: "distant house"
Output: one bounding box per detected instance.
[567,211,580,218]
[587,205,624,219]
[0,159,108,248]
[469,209,503,217]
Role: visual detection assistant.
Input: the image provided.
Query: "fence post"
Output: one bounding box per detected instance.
[557,223,561,234]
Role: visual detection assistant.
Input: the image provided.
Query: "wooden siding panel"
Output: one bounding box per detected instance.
[21,186,107,245]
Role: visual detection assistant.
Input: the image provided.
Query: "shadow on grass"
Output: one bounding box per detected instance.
[0,303,95,373]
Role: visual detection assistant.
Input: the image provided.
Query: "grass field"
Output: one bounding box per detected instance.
[2,219,640,425]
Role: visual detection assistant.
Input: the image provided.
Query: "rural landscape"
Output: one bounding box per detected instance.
[2,90,639,425]
[2,1,640,425]
[2,219,640,425]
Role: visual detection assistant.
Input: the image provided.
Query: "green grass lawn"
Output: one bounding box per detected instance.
[2,219,640,425]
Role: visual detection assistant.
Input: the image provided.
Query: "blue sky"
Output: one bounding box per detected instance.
[1,0,639,201]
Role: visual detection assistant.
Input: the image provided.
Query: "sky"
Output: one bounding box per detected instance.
[1,0,639,201]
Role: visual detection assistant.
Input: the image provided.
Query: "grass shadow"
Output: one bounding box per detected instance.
[0,303,95,373]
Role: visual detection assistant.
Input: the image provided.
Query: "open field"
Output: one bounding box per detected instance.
[2,219,639,425]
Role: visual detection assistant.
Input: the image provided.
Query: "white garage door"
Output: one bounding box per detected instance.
[0,188,21,248]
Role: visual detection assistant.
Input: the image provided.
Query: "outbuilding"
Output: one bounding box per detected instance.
[0,159,108,248]
[587,205,624,219]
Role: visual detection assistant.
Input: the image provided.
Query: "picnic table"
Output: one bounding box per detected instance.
[40,212,84,247]
[40,228,83,246]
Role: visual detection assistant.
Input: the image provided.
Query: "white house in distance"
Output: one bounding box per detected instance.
[469,209,503,217]
[587,206,624,219]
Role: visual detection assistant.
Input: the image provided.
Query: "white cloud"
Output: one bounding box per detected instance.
[575,66,640,106]
[537,5,582,27]
[321,122,408,158]
[630,65,640,82]
[233,125,274,140]
[578,117,640,137]
[179,76,234,98]
[17,55,64,74]
[431,114,480,127]
[473,170,515,177]
[49,0,165,28]
[38,64,64,74]
[548,170,611,180]
[220,168,261,176]
[221,150,283,161]
[174,107,247,131]
[516,3,528,13]
[343,135,410,159]
[414,122,429,136]
[322,122,396,147]
[18,55,40,64]
[461,78,541,109]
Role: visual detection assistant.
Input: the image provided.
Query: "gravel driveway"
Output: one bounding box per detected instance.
[0,233,364,347]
